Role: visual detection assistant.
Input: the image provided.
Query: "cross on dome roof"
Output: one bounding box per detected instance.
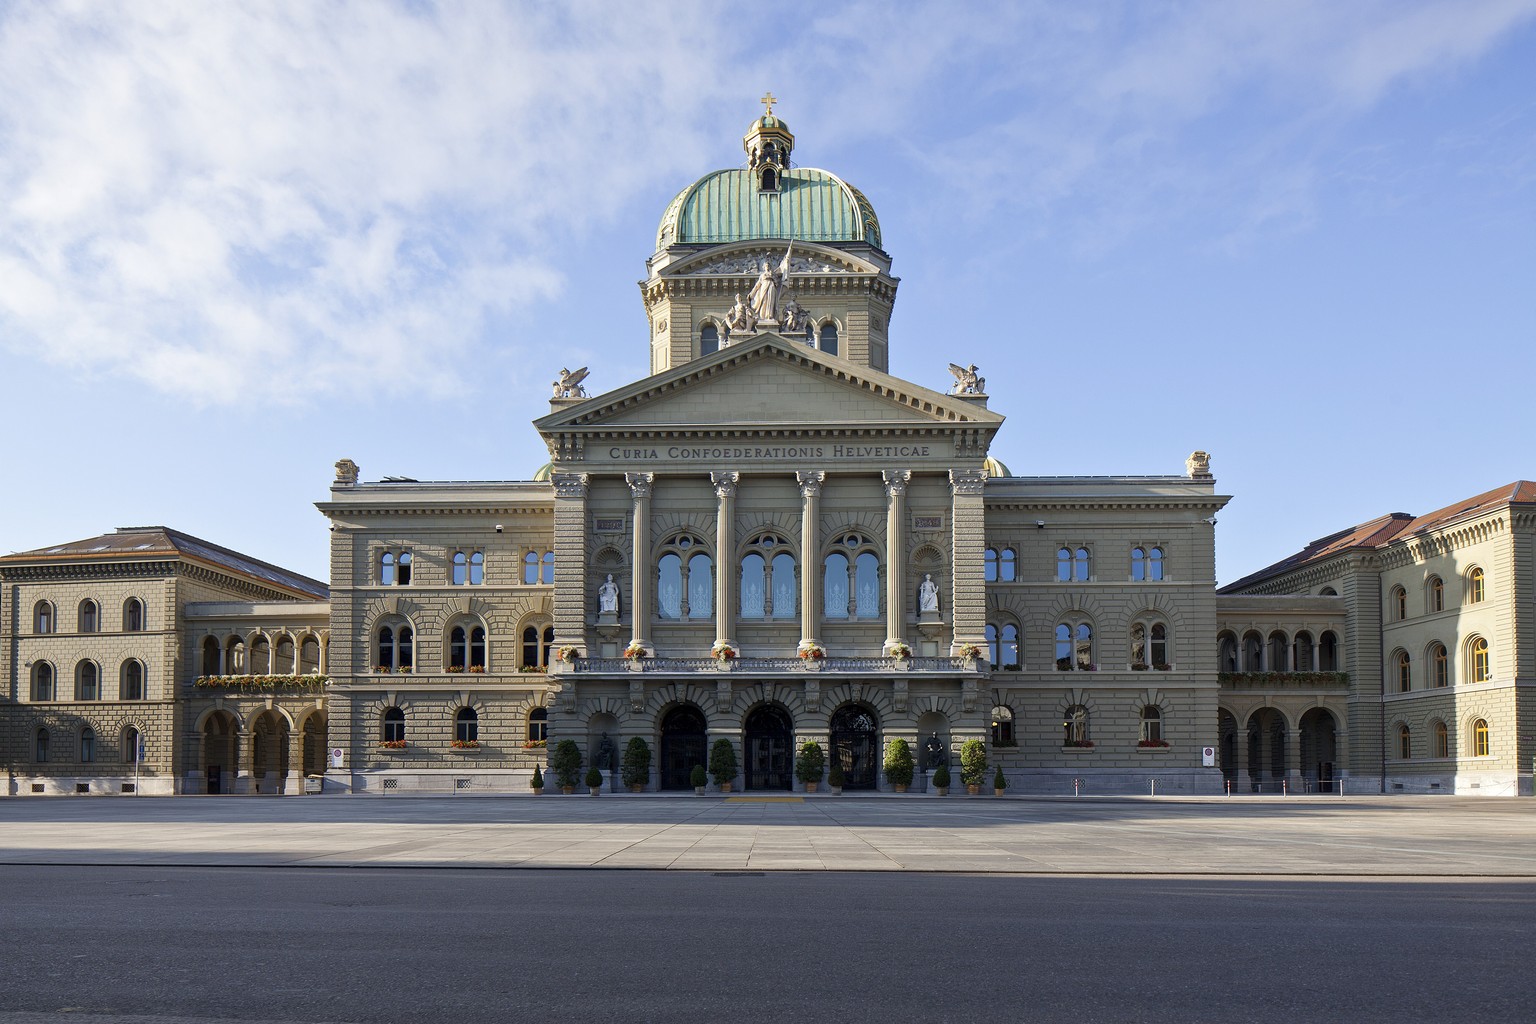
[760,92,777,116]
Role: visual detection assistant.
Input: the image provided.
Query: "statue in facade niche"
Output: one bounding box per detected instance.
[595,733,617,772]
[724,293,755,335]
[747,242,792,323]
[551,366,589,399]
[919,574,940,613]
[948,363,985,395]
[924,733,947,769]
[598,574,620,615]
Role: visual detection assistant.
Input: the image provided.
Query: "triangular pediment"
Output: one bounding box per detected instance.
[535,334,1003,434]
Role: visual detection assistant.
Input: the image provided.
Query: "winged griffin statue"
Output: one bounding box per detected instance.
[552,366,589,399]
[948,363,985,395]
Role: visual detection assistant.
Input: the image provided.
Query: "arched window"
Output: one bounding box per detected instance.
[990,705,1015,746]
[527,707,548,744]
[201,636,221,676]
[1148,547,1164,580]
[381,707,405,744]
[1242,631,1263,671]
[741,553,767,618]
[1396,724,1411,760]
[1063,705,1090,747]
[1267,631,1289,672]
[986,622,1021,670]
[818,321,839,356]
[80,727,96,763]
[524,551,539,585]
[1427,576,1444,613]
[1130,620,1169,669]
[700,323,720,356]
[1319,631,1339,671]
[688,553,713,618]
[1471,718,1490,757]
[31,662,54,701]
[772,552,797,619]
[76,660,100,701]
[469,551,485,585]
[542,551,555,584]
[455,707,479,744]
[35,728,49,762]
[854,551,879,619]
[380,551,395,585]
[448,623,487,671]
[1433,720,1449,758]
[520,624,555,670]
[1056,547,1090,582]
[452,551,468,585]
[121,660,145,701]
[1293,632,1314,671]
[275,635,296,673]
[985,547,997,582]
[79,600,99,633]
[1139,706,1163,744]
[1467,566,1485,604]
[1055,619,1094,671]
[34,600,54,634]
[124,597,144,631]
[123,726,141,764]
[1394,651,1411,693]
[396,553,412,585]
[1430,642,1448,687]
[658,553,683,619]
[1469,636,1490,683]
[823,552,850,620]
[759,166,778,191]
[1319,586,1337,596]
[300,635,321,674]
[983,547,1018,583]
[1390,586,1407,621]
[375,623,413,673]
[1131,547,1164,581]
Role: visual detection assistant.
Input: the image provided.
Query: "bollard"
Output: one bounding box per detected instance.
[1226,778,1231,796]
[1150,779,1157,797]
[1074,777,1080,797]
[1282,778,1288,797]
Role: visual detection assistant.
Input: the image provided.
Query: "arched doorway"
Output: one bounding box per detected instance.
[250,710,290,795]
[1299,707,1338,791]
[659,705,707,790]
[1217,709,1238,786]
[300,711,328,780]
[830,703,879,790]
[744,704,793,791]
[1246,708,1286,790]
[201,710,239,795]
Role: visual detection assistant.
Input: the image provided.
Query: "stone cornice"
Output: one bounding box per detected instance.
[0,560,176,583]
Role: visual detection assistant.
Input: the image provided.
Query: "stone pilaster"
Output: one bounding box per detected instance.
[551,473,589,651]
[627,473,654,650]
[882,469,909,652]
[949,469,988,651]
[797,471,824,649]
[712,472,738,651]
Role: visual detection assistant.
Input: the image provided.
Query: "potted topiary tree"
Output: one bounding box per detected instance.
[621,736,651,793]
[931,761,950,796]
[550,739,582,794]
[709,738,738,793]
[585,765,603,796]
[993,766,1008,796]
[691,763,708,795]
[960,739,988,795]
[794,740,825,793]
[884,738,915,793]
[530,766,544,796]
[827,760,845,796]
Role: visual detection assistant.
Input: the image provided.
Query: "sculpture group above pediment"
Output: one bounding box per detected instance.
[673,249,862,277]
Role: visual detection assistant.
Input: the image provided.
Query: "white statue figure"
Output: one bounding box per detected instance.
[780,294,807,333]
[747,242,793,322]
[598,574,620,615]
[552,366,589,399]
[948,363,985,395]
[919,574,940,613]
[724,292,755,335]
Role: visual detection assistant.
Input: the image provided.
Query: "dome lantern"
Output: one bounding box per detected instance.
[743,92,794,193]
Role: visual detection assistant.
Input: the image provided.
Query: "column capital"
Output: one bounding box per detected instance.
[551,472,589,499]
[949,468,987,496]
[882,469,910,497]
[711,471,739,499]
[625,472,654,499]
[796,470,824,498]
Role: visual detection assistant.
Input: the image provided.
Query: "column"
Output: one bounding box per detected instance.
[948,469,988,651]
[712,472,738,651]
[626,473,654,651]
[797,471,823,649]
[287,729,306,795]
[882,469,909,652]
[551,473,590,651]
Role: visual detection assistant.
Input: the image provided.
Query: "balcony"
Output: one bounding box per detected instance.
[569,656,977,675]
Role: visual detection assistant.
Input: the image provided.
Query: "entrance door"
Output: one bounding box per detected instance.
[744,705,792,791]
[830,704,879,790]
[207,765,222,795]
[660,705,707,790]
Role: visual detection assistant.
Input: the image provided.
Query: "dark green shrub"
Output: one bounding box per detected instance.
[621,736,652,788]
[883,738,914,787]
[709,738,738,787]
[549,739,582,789]
[794,740,825,784]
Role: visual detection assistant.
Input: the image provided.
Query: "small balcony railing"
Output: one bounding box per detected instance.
[571,655,975,674]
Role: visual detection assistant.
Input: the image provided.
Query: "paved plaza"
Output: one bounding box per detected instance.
[2,793,1534,875]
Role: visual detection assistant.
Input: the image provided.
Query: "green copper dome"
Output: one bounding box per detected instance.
[656,167,882,250]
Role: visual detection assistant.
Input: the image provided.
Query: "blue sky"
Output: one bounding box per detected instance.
[1,0,1532,586]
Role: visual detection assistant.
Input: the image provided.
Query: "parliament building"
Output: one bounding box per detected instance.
[4,108,1532,799]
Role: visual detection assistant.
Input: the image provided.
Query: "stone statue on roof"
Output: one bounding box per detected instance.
[725,292,755,335]
[747,242,792,323]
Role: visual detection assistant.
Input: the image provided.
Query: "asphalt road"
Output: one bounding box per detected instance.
[2,865,1532,1024]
